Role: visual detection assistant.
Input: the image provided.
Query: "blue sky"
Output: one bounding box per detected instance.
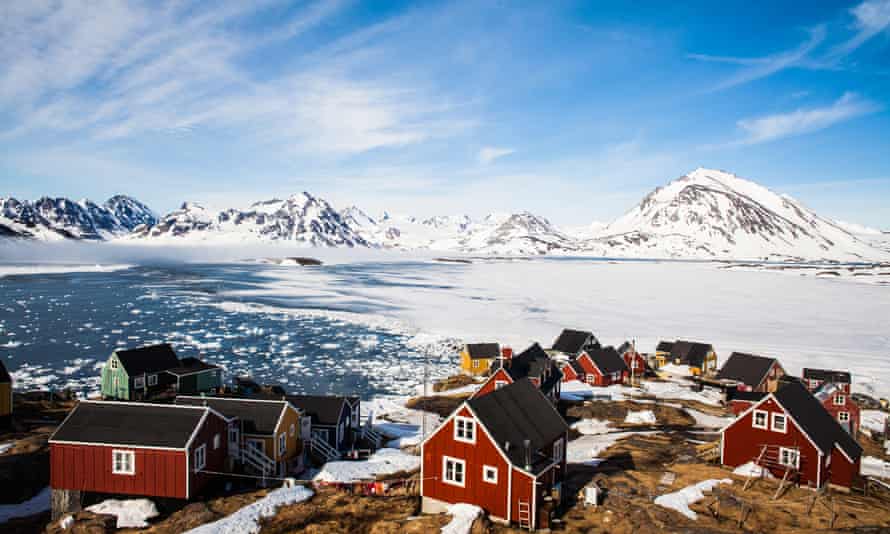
[2,1,889,228]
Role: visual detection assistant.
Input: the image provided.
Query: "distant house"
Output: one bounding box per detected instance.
[557,359,586,383]
[101,344,221,400]
[0,361,11,428]
[813,383,860,436]
[654,340,717,375]
[49,401,229,500]
[577,346,628,387]
[550,329,600,357]
[726,390,767,416]
[472,343,562,403]
[176,396,304,477]
[716,352,786,392]
[286,394,360,457]
[803,368,851,394]
[421,379,569,530]
[460,343,503,376]
[720,381,862,490]
[617,341,647,379]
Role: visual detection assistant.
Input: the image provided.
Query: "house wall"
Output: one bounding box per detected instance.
[577,355,622,387]
[729,400,756,416]
[828,447,858,489]
[510,468,535,527]
[51,443,187,499]
[422,407,511,520]
[758,362,786,393]
[100,355,129,400]
[188,413,228,497]
[276,406,303,463]
[0,382,11,417]
[460,351,492,376]
[722,397,822,486]
[560,364,578,382]
[471,369,513,399]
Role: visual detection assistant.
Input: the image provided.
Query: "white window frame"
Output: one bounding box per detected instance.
[752,410,769,430]
[134,376,145,389]
[833,394,845,406]
[112,450,135,475]
[110,358,119,370]
[771,413,787,433]
[213,434,221,450]
[494,380,508,390]
[290,423,296,437]
[278,433,287,455]
[194,444,206,471]
[454,416,476,444]
[228,426,239,445]
[147,374,158,387]
[483,465,498,484]
[778,447,799,469]
[586,374,595,384]
[472,360,480,369]
[442,456,466,487]
[838,411,850,422]
[553,437,564,463]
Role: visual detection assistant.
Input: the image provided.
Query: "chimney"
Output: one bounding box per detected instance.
[501,347,513,368]
[524,439,532,471]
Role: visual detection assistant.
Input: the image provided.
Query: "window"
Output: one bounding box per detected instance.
[838,412,850,422]
[443,456,465,487]
[752,410,768,430]
[148,374,158,386]
[472,360,480,369]
[134,376,145,389]
[483,465,498,483]
[228,426,239,445]
[494,380,508,390]
[553,438,564,463]
[586,374,595,384]
[213,434,221,450]
[771,413,787,433]
[278,433,287,455]
[110,358,119,370]
[112,450,135,475]
[454,416,476,444]
[834,394,846,406]
[290,423,296,437]
[778,447,799,468]
[194,444,206,471]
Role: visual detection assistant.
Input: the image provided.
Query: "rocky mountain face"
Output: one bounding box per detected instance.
[0,196,156,240]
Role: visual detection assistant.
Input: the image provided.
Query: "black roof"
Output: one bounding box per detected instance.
[285,394,348,426]
[656,341,674,353]
[539,363,563,395]
[586,346,629,374]
[552,329,598,355]
[166,357,220,376]
[175,396,287,435]
[50,401,209,448]
[467,378,568,472]
[114,344,181,376]
[727,390,767,402]
[773,381,862,461]
[0,360,10,383]
[503,343,550,381]
[669,340,714,367]
[803,368,851,384]
[564,359,585,377]
[716,352,777,387]
[465,343,501,359]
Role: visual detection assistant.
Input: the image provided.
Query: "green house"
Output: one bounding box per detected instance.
[100,344,222,400]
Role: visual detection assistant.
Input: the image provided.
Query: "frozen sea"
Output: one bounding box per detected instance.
[1,257,889,399]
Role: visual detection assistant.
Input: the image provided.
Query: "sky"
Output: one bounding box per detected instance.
[1,0,890,228]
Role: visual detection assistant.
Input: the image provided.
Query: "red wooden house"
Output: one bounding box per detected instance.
[715,352,786,392]
[49,401,229,500]
[421,379,569,530]
[617,341,647,379]
[560,347,627,387]
[720,381,862,489]
[813,383,860,436]
[471,343,562,403]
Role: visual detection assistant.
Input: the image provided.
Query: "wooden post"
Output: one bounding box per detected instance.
[51,489,82,521]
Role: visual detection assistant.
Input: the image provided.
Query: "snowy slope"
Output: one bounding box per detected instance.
[588,168,886,261]
[1,196,156,240]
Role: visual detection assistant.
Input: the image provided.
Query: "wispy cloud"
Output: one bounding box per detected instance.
[830,0,890,58]
[735,92,881,145]
[477,146,515,164]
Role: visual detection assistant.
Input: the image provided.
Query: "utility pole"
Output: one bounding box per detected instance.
[422,348,429,441]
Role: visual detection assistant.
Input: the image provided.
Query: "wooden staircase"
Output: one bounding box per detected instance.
[241,445,276,478]
[310,430,341,462]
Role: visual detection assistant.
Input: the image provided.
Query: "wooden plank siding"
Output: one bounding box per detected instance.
[100,354,129,400]
[0,382,11,417]
[188,410,229,496]
[470,369,513,399]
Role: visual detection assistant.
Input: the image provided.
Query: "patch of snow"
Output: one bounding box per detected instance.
[0,442,14,454]
[0,264,132,278]
[58,515,75,530]
[571,419,612,435]
[85,499,159,528]
[567,431,656,465]
[861,456,890,479]
[861,410,889,437]
[654,479,732,520]
[441,503,482,534]
[732,462,775,479]
[313,448,420,483]
[184,485,313,534]
[624,410,657,425]
[685,408,735,429]
[0,487,50,524]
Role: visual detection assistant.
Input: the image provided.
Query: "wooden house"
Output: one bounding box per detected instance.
[101,344,222,400]
[558,359,585,383]
[0,361,11,428]
[550,329,599,358]
[472,343,562,403]
[421,379,569,530]
[654,340,717,375]
[460,343,504,376]
[617,341,647,379]
[286,395,360,460]
[803,368,851,394]
[720,380,862,489]
[49,401,228,500]
[164,357,222,396]
[716,352,785,392]
[559,347,627,387]
[175,396,304,477]
[813,382,860,436]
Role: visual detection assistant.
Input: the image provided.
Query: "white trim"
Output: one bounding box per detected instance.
[771,412,788,433]
[833,394,846,406]
[442,456,466,487]
[184,410,211,451]
[719,394,829,460]
[164,367,219,379]
[752,410,769,430]
[420,441,425,499]
[80,399,208,410]
[483,464,498,484]
[49,439,186,451]
[778,446,800,469]
[837,411,850,423]
[177,395,287,405]
[194,443,207,471]
[817,450,822,487]
[506,462,512,523]
[453,416,476,444]
[112,449,136,475]
[833,442,855,463]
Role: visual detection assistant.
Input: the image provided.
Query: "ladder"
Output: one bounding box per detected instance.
[310,430,341,462]
[517,500,532,531]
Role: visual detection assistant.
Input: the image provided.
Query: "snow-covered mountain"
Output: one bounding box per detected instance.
[131,193,370,247]
[0,196,156,240]
[586,168,883,261]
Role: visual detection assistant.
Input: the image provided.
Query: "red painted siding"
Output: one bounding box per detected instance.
[729,399,756,416]
[828,446,858,488]
[51,443,187,499]
[722,398,822,487]
[471,369,513,400]
[820,394,860,436]
[422,407,510,520]
[623,352,646,375]
[577,354,622,387]
[510,468,534,525]
[560,363,578,382]
[188,412,229,497]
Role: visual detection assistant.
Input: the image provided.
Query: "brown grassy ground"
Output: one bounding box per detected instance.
[404,394,468,418]
[566,400,697,429]
[432,374,478,393]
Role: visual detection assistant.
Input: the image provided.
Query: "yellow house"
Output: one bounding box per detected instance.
[0,361,11,428]
[655,340,717,376]
[460,343,502,376]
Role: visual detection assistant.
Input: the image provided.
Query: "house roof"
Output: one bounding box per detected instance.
[539,363,563,396]
[114,344,181,376]
[166,357,220,376]
[465,343,500,360]
[803,368,851,385]
[727,390,767,403]
[175,396,287,435]
[468,378,568,472]
[656,341,674,353]
[813,382,843,403]
[0,360,10,383]
[564,359,585,377]
[503,343,550,381]
[285,395,348,427]
[552,329,597,355]
[587,346,629,375]
[715,352,777,387]
[50,401,209,449]
[669,340,714,367]
[773,381,862,461]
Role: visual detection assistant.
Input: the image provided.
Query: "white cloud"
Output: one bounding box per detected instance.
[735,92,881,145]
[830,0,890,57]
[477,146,515,164]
